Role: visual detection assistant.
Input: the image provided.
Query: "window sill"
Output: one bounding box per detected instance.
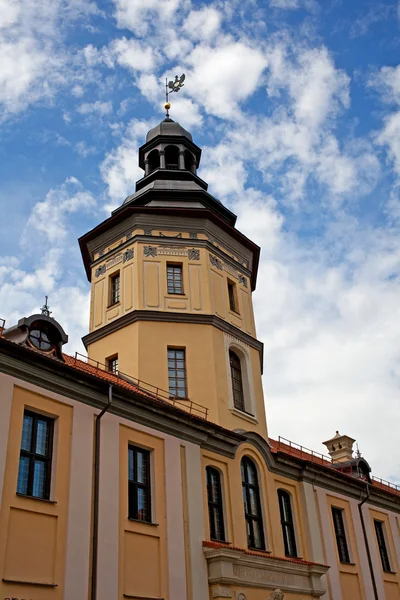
[107,302,121,309]
[229,309,241,316]
[128,518,159,526]
[248,546,269,553]
[340,561,356,566]
[16,493,57,504]
[230,407,258,424]
[167,292,186,297]
[2,578,57,587]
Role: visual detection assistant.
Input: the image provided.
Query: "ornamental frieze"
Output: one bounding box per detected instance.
[232,565,294,587]
[94,248,134,277]
[209,254,248,287]
[144,246,201,260]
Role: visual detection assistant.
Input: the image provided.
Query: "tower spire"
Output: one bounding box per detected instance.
[164,73,185,119]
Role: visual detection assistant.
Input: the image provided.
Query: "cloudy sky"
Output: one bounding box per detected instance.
[1,0,400,482]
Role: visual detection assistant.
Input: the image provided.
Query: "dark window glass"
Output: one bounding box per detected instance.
[206,467,226,542]
[167,264,183,294]
[241,457,265,550]
[332,507,350,563]
[165,145,179,169]
[110,272,120,305]
[229,350,245,412]
[29,328,53,351]
[168,348,187,398]
[17,411,54,499]
[228,281,237,312]
[278,490,298,557]
[108,355,118,374]
[374,520,391,572]
[128,446,151,522]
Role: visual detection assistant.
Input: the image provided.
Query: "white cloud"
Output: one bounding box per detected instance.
[182,7,221,41]
[185,42,267,119]
[101,119,150,207]
[113,0,183,36]
[270,0,318,9]
[112,37,157,73]
[78,100,113,115]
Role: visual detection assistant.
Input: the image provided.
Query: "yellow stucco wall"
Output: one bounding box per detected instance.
[0,386,73,600]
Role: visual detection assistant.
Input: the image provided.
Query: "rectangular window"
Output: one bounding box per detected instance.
[332,507,351,563]
[167,264,183,294]
[109,272,120,305]
[107,355,118,374]
[167,348,187,398]
[206,467,226,542]
[374,520,391,572]
[278,489,297,557]
[17,410,54,500]
[128,446,151,522]
[228,280,238,312]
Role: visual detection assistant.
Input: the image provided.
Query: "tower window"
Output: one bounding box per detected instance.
[184,150,195,172]
[331,507,350,563]
[107,355,118,374]
[165,145,179,170]
[206,467,226,542]
[227,280,238,313]
[128,445,151,522]
[109,272,120,305]
[147,149,160,173]
[278,489,298,557]
[17,410,54,500]
[229,350,245,412]
[241,457,265,550]
[168,348,187,398]
[167,264,183,294]
[374,520,391,572]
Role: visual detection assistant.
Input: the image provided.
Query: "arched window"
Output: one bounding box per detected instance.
[147,149,160,173]
[165,145,179,169]
[206,466,226,541]
[241,457,265,550]
[278,489,297,557]
[184,150,195,172]
[230,350,245,412]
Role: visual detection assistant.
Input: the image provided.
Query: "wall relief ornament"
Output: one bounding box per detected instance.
[212,587,232,598]
[188,248,200,260]
[239,274,248,287]
[210,254,223,270]
[143,228,153,236]
[235,594,247,600]
[123,248,134,262]
[190,232,198,239]
[144,246,157,257]
[269,590,284,600]
[95,264,106,278]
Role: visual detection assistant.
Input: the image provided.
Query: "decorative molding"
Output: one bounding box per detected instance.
[144,246,157,257]
[190,232,198,239]
[143,228,153,236]
[99,249,104,257]
[212,586,232,598]
[159,232,182,238]
[269,590,284,600]
[95,248,134,276]
[210,254,223,270]
[188,248,200,260]
[123,248,134,263]
[95,264,106,278]
[239,275,248,288]
[235,594,247,600]
[158,247,187,257]
[126,231,132,240]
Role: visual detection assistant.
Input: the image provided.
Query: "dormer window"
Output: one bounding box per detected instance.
[29,328,54,352]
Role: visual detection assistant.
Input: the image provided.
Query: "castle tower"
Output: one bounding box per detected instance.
[79,117,267,436]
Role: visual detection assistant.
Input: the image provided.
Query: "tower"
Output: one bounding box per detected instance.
[79,117,267,436]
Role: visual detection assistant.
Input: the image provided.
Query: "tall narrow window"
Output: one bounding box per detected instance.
[128,446,151,522]
[230,350,245,412]
[206,467,226,542]
[278,490,297,557]
[374,520,391,572]
[332,507,350,563]
[107,355,118,374]
[167,264,183,294]
[168,348,187,398]
[17,410,54,500]
[110,272,120,305]
[228,280,238,312]
[241,457,265,550]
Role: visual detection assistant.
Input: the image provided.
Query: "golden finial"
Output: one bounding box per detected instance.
[165,74,185,118]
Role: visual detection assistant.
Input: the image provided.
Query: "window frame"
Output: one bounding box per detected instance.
[241,456,265,550]
[166,263,184,295]
[109,271,121,306]
[17,410,54,500]
[278,489,298,558]
[229,350,245,412]
[331,507,351,564]
[107,354,119,374]
[128,445,152,523]
[206,466,226,542]
[227,279,239,313]
[374,519,392,573]
[167,347,188,398]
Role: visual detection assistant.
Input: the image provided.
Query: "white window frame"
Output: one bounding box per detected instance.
[224,334,257,421]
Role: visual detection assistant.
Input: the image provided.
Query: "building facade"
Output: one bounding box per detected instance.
[0,118,399,600]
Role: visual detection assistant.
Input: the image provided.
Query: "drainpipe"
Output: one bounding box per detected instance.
[358,483,379,600]
[91,384,113,600]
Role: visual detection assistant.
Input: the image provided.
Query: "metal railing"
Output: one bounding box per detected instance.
[71,352,209,420]
[277,436,400,495]
[0,318,5,332]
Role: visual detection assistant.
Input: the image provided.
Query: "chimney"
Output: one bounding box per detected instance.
[323,431,356,463]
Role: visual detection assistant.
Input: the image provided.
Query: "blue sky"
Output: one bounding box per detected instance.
[1,0,400,481]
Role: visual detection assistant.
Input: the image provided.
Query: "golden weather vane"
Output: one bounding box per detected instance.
[164,73,185,118]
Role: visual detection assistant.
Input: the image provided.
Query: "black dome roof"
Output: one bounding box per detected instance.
[146,118,193,143]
